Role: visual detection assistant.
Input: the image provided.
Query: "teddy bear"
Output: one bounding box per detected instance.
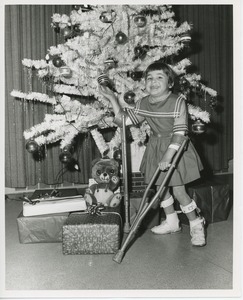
[84,158,122,207]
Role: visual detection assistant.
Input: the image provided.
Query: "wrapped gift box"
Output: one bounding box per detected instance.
[177,183,232,225]
[17,211,69,243]
[23,188,86,217]
[23,197,87,217]
[62,207,122,255]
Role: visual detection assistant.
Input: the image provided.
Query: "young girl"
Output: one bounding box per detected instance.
[99,61,206,247]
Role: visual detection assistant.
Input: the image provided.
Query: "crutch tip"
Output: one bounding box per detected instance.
[112,250,125,264]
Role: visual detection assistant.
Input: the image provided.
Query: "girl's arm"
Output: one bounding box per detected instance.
[159,97,188,171]
[99,85,144,127]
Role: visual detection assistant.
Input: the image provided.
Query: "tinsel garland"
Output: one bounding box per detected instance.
[188,104,210,123]
[10,90,57,105]
[90,128,109,156]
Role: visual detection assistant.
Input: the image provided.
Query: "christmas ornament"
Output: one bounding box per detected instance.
[73,24,81,33]
[113,148,122,163]
[81,5,92,12]
[26,140,39,153]
[124,91,136,105]
[210,97,218,108]
[63,144,74,153]
[134,14,147,27]
[97,73,110,86]
[33,146,46,161]
[192,119,206,134]
[73,5,81,11]
[180,32,191,44]
[52,56,64,68]
[60,66,72,78]
[129,71,143,81]
[66,158,80,171]
[134,45,146,59]
[115,31,128,45]
[63,27,72,39]
[59,151,72,163]
[100,10,116,23]
[104,57,117,69]
[45,54,50,62]
[195,82,202,92]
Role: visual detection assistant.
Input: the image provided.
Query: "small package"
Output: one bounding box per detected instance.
[62,207,122,255]
[23,196,87,217]
[22,188,86,217]
[17,211,69,243]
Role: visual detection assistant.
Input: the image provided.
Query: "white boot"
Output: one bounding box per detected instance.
[190,217,206,247]
[151,211,181,235]
[180,200,206,246]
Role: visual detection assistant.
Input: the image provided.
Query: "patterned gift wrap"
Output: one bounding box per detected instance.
[62,211,122,255]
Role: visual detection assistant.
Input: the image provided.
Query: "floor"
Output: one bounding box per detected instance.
[3,175,241,299]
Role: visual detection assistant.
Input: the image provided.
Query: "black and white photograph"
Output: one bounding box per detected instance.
[1,0,242,299]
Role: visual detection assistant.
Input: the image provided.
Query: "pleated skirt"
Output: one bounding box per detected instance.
[140,135,203,186]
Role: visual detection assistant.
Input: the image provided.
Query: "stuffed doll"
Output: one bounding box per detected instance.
[84,158,122,207]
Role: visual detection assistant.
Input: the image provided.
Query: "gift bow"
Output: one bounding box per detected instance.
[86,203,105,216]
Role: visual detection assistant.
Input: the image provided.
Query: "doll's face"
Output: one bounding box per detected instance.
[145,70,171,98]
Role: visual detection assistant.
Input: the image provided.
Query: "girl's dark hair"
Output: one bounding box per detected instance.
[144,61,176,86]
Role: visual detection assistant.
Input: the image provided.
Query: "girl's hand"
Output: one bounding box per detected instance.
[158,161,171,171]
[99,85,117,103]
[159,148,175,171]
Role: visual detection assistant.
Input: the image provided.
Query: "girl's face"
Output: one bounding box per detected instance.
[145,70,171,98]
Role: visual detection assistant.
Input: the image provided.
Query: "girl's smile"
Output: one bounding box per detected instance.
[145,70,171,98]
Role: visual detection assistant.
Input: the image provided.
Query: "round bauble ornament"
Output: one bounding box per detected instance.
[59,151,72,163]
[60,66,72,78]
[210,97,217,108]
[130,71,143,81]
[81,5,92,12]
[63,144,74,153]
[97,73,110,86]
[195,82,201,92]
[63,27,72,39]
[26,140,39,153]
[100,13,110,23]
[192,119,206,134]
[52,56,64,68]
[45,54,50,62]
[73,5,81,11]
[115,31,128,45]
[180,32,191,44]
[134,14,147,27]
[134,45,146,59]
[99,11,115,23]
[73,24,81,33]
[104,57,117,69]
[113,148,122,163]
[124,91,136,105]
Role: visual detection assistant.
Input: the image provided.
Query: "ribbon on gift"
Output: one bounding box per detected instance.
[72,203,123,230]
[86,203,105,216]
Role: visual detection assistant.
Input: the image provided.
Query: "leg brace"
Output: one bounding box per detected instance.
[180,200,201,214]
[160,196,174,208]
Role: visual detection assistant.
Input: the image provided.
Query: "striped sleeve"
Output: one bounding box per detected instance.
[173,95,188,134]
[125,99,145,125]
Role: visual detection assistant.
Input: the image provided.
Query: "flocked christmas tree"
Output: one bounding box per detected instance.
[11,4,217,163]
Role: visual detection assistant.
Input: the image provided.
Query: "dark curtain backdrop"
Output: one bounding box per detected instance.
[5,5,233,188]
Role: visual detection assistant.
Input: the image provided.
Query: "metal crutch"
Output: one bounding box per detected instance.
[113,137,189,264]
